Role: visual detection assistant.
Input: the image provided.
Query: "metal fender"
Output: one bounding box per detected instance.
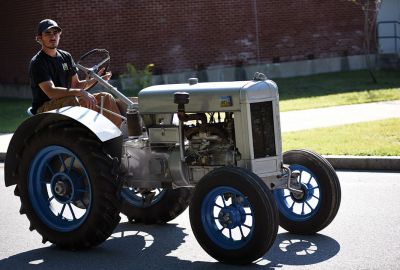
[5,106,122,187]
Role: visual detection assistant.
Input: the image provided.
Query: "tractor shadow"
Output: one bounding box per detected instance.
[0,223,340,270]
[261,232,341,268]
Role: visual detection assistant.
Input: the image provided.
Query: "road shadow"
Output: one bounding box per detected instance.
[0,223,340,270]
[261,233,341,268]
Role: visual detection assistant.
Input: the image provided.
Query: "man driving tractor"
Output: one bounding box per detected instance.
[29,19,122,127]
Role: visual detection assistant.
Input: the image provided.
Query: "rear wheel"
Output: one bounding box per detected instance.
[189,167,279,265]
[15,122,121,249]
[121,186,193,224]
[274,149,341,234]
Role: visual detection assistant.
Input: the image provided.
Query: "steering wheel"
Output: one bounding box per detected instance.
[76,49,111,91]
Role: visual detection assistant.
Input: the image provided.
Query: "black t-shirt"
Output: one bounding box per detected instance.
[29,49,77,113]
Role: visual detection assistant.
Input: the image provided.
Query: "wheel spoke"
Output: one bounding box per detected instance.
[213,203,223,209]
[141,198,146,207]
[301,203,305,215]
[124,188,140,194]
[67,157,75,174]
[45,163,55,176]
[289,201,295,210]
[312,194,320,200]
[220,195,227,207]
[75,175,84,183]
[305,201,314,211]
[59,204,66,217]
[230,193,238,205]
[228,229,232,239]
[80,199,88,208]
[239,226,245,239]
[242,224,252,229]
[142,196,153,207]
[307,174,313,184]
[48,196,54,202]
[58,154,66,171]
[68,203,77,220]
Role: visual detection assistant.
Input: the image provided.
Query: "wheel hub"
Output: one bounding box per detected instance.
[218,205,246,229]
[291,183,313,202]
[51,173,74,203]
[54,180,70,196]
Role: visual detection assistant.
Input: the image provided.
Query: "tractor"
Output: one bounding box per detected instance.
[4,49,341,264]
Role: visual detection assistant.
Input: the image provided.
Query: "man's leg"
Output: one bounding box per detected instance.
[93,92,122,127]
[37,96,80,113]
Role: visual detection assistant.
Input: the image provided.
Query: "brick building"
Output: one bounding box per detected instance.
[0,0,368,85]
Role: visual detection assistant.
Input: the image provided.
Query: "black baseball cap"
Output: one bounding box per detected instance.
[37,19,62,35]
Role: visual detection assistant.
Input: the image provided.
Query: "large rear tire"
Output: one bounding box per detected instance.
[189,167,279,265]
[15,121,122,249]
[273,149,341,234]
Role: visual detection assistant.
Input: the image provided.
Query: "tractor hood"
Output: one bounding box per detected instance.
[138,80,278,113]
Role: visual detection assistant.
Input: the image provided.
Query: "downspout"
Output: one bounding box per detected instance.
[252,0,261,64]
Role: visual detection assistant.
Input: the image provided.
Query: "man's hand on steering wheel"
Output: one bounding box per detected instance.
[97,67,112,81]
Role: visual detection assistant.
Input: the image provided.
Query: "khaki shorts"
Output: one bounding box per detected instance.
[37,96,80,113]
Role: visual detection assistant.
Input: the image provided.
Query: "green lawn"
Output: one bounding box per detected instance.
[0,98,31,133]
[277,70,400,111]
[282,118,400,156]
[1,70,399,158]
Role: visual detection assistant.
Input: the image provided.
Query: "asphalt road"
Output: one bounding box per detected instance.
[0,163,399,269]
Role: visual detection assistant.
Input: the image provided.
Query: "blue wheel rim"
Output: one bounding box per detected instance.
[274,165,321,222]
[28,146,92,232]
[121,187,165,208]
[201,186,254,250]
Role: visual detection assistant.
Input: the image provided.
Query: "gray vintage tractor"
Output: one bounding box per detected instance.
[4,50,341,264]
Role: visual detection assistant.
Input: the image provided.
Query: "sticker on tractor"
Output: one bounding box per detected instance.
[220,96,233,107]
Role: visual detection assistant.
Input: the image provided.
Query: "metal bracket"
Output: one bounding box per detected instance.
[282,165,304,196]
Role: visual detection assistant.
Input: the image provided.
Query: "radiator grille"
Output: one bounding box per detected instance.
[250,101,276,158]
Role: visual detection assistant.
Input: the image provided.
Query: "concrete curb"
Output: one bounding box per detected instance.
[324,155,400,171]
[0,151,399,171]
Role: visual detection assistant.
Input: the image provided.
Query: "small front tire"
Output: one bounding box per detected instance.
[189,167,279,265]
[274,149,341,234]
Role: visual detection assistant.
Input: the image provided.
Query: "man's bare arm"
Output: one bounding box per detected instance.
[38,80,97,109]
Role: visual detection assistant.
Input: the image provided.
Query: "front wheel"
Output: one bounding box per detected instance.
[189,167,279,265]
[273,149,341,234]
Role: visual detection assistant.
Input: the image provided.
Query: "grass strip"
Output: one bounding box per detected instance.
[276,69,400,111]
[282,118,400,156]
[280,88,400,111]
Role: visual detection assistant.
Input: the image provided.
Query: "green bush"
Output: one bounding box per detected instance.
[120,63,154,96]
